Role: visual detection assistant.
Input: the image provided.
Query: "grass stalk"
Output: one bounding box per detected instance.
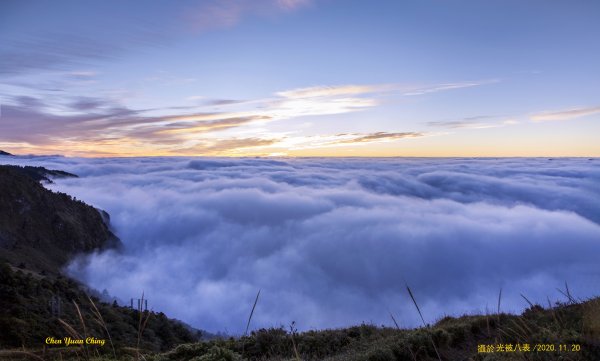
[87,295,117,359]
[390,311,417,361]
[406,284,442,361]
[135,292,152,361]
[497,288,502,315]
[389,311,400,330]
[406,285,426,327]
[565,281,574,303]
[289,321,301,361]
[57,319,85,358]
[520,293,534,308]
[245,289,261,337]
[72,301,90,361]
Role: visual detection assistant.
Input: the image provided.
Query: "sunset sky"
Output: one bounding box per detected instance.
[1,0,599,157]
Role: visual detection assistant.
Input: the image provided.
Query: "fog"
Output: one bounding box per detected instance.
[3,156,600,333]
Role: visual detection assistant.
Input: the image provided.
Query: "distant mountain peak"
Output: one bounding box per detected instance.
[0,164,78,184]
[0,150,13,156]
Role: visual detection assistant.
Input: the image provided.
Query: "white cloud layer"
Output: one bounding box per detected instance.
[3,156,600,333]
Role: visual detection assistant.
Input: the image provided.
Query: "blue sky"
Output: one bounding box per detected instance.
[1,0,599,156]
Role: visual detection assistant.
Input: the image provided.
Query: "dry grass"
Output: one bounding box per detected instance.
[241,289,261,359]
[136,292,152,361]
[289,322,301,361]
[582,297,600,344]
[244,289,261,337]
[520,293,534,308]
[406,283,442,361]
[72,302,89,361]
[3,283,599,361]
[0,351,46,361]
[87,296,116,359]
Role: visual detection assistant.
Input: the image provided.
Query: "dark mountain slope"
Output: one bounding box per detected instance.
[1,164,77,183]
[0,150,13,156]
[0,164,201,351]
[0,165,119,273]
[0,263,199,350]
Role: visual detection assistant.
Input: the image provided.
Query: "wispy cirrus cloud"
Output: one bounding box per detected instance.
[276,81,490,100]
[0,79,491,156]
[1,1,314,76]
[154,116,271,137]
[0,35,118,75]
[66,70,98,81]
[68,96,110,111]
[426,114,521,130]
[333,131,424,144]
[427,120,499,130]
[206,99,247,106]
[185,0,314,32]
[169,84,389,128]
[403,79,499,96]
[531,106,600,122]
[268,96,377,118]
[175,137,281,155]
[277,0,312,10]
[197,79,495,122]
[276,84,393,99]
[1,84,382,155]
[270,131,426,152]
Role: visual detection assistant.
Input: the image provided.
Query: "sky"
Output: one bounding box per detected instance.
[2,155,600,333]
[1,0,600,157]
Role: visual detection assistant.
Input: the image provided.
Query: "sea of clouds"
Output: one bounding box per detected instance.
[2,156,600,333]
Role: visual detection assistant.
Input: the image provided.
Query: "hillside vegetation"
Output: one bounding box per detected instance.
[152,296,600,361]
[0,165,118,274]
[0,165,200,355]
[0,262,199,353]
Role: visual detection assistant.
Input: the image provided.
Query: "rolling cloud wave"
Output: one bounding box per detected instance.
[3,156,600,333]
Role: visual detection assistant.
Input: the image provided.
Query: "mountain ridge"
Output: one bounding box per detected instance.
[0,164,201,350]
[0,165,119,273]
